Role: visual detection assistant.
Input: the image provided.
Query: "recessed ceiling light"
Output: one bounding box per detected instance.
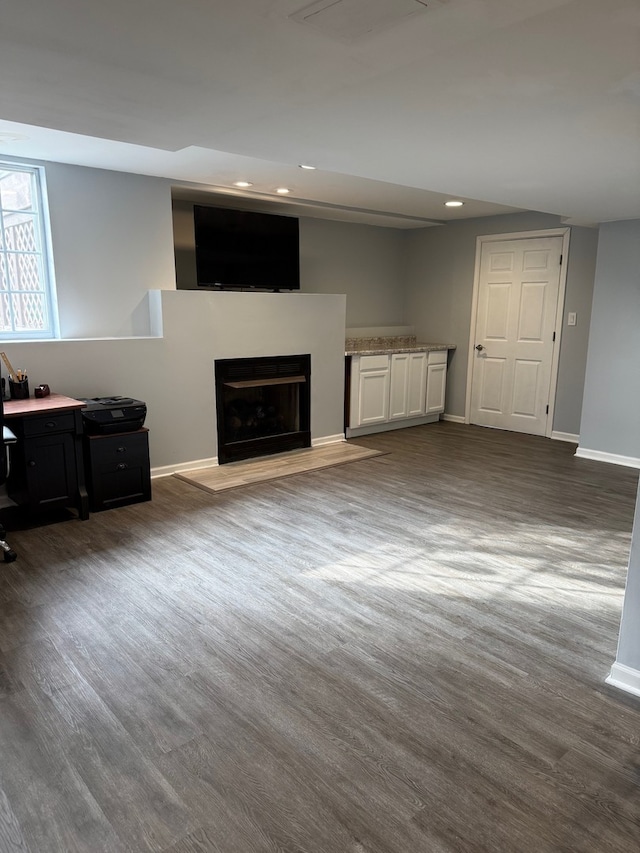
[233,181,253,188]
[276,187,291,194]
[298,164,316,170]
[445,200,464,207]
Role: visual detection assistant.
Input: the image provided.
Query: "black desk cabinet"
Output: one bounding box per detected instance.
[84,428,151,512]
[7,409,89,519]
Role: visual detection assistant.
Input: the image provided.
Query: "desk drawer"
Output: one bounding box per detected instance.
[21,412,77,437]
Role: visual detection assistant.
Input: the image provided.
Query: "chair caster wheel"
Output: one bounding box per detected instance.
[3,550,17,563]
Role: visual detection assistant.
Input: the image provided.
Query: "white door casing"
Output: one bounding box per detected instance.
[466,230,569,437]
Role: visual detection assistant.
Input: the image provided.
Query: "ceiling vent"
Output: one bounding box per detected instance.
[289,0,446,42]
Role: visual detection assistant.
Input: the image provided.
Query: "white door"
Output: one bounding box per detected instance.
[470,236,562,436]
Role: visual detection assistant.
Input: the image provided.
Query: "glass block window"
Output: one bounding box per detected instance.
[0,163,57,339]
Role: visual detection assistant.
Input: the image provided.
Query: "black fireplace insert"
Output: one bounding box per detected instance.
[215,354,311,464]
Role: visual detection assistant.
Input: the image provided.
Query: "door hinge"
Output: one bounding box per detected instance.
[552,331,556,342]
[546,405,549,415]
[559,254,563,265]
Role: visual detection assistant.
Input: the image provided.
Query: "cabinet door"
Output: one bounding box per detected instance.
[389,353,410,420]
[358,370,390,425]
[407,353,427,417]
[24,433,78,510]
[349,355,391,427]
[426,363,447,414]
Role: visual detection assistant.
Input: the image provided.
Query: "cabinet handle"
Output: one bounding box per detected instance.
[116,446,126,453]
[28,460,36,467]
[116,462,128,470]
[45,421,57,429]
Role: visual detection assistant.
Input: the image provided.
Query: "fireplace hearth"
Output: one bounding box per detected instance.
[215,354,311,464]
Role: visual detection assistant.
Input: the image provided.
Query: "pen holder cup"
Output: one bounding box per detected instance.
[9,379,29,400]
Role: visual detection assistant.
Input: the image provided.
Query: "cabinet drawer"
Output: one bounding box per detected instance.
[93,466,150,509]
[22,412,77,437]
[427,350,448,365]
[359,354,390,371]
[85,430,149,465]
[87,431,148,467]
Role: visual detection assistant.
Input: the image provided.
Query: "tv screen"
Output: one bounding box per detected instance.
[194,205,300,291]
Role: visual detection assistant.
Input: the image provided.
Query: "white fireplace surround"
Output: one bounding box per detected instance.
[141,290,348,472]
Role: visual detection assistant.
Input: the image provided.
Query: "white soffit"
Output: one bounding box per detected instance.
[289,0,442,41]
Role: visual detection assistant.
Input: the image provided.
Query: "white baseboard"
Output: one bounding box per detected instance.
[606,662,640,699]
[441,414,466,424]
[312,433,346,447]
[575,447,640,469]
[152,457,218,479]
[551,430,579,444]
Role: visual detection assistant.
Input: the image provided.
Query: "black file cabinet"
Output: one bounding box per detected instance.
[84,428,151,512]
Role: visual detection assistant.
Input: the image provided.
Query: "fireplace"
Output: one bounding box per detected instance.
[215,354,311,464]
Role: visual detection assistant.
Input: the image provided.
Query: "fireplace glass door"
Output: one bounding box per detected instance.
[215,355,311,463]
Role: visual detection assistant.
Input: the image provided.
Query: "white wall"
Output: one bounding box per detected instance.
[578,219,640,464]
[403,213,599,435]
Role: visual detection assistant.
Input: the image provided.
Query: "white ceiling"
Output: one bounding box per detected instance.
[1,0,639,228]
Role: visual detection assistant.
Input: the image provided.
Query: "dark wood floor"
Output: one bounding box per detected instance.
[1,422,639,853]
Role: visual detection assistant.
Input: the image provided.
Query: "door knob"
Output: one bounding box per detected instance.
[475,344,485,352]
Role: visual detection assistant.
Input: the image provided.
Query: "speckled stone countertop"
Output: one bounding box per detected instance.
[345,335,456,356]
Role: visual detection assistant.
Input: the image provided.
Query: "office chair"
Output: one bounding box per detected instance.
[0,391,17,562]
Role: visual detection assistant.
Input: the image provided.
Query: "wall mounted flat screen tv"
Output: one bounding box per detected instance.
[194,204,300,291]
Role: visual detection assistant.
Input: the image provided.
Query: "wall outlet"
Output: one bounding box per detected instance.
[568,312,577,326]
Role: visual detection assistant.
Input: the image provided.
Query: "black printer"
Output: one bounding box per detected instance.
[80,396,147,435]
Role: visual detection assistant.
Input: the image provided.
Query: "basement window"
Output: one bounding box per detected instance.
[0,162,58,339]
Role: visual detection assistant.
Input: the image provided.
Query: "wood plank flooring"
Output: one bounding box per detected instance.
[0,421,639,853]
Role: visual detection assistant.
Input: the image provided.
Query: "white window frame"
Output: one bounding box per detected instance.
[0,161,59,340]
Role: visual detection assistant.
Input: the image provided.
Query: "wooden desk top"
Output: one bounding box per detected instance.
[3,393,86,419]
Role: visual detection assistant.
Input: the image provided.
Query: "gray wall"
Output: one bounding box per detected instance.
[173,197,406,327]
[6,291,347,470]
[578,219,640,460]
[403,212,599,434]
[2,160,605,469]
[42,160,176,337]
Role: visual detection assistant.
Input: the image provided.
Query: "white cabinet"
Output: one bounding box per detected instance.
[407,352,428,416]
[389,353,410,419]
[389,352,428,420]
[348,349,447,436]
[426,350,447,414]
[351,354,390,426]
